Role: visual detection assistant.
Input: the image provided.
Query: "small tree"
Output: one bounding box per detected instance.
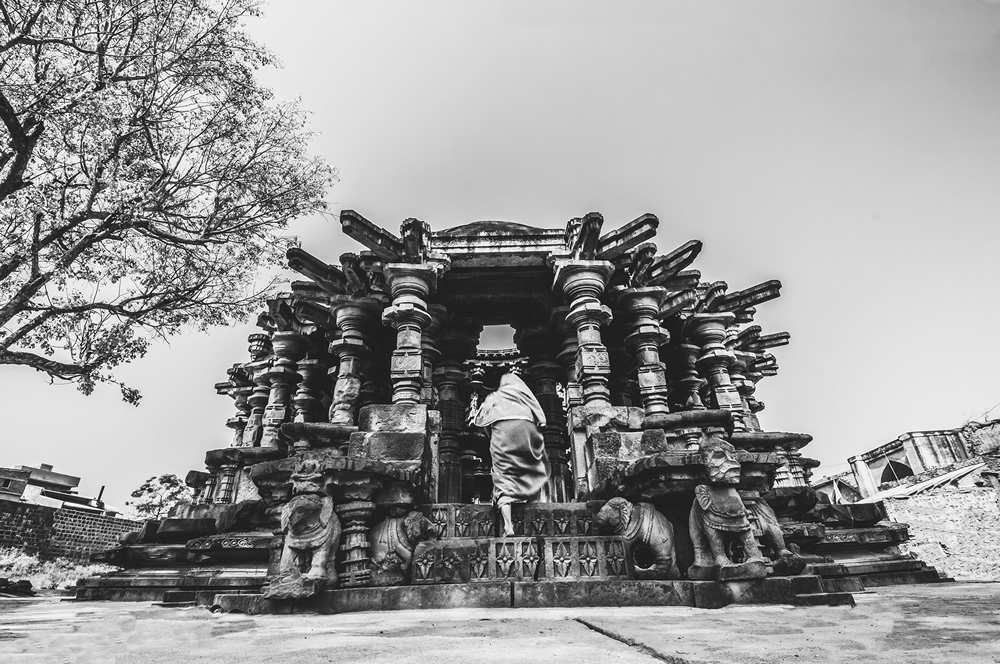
[126,473,192,520]
[0,0,333,402]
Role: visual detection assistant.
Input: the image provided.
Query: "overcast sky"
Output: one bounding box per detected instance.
[2,0,999,512]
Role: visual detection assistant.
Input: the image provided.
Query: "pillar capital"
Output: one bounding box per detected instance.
[552,259,614,301]
[383,263,439,299]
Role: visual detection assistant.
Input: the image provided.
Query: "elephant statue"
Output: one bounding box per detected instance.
[746,498,806,576]
[262,458,342,599]
[595,497,680,579]
[369,509,438,586]
[688,436,767,581]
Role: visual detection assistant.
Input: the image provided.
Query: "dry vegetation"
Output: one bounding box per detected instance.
[0,547,119,591]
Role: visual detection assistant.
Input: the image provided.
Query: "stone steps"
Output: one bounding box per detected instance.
[210,575,852,615]
[789,592,856,607]
[807,557,952,590]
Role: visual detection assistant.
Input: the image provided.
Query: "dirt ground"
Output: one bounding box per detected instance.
[2,582,999,664]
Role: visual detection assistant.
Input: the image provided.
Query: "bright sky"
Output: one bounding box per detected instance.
[3,0,999,512]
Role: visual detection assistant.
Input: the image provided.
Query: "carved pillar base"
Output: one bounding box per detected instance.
[335,499,375,587]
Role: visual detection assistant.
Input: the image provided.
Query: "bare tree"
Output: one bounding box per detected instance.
[0,0,333,402]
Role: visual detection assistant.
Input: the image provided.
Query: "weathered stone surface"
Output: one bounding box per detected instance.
[359,404,428,433]
[261,568,324,600]
[512,579,691,608]
[593,498,679,579]
[154,519,217,543]
[186,533,271,564]
[347,431,426,461]
[539,536,633,580]
[884,489,1000,581]
[809,501,888,527]
[411,537,541,584]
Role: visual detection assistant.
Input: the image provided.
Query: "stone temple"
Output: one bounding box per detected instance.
[80,211,947,612]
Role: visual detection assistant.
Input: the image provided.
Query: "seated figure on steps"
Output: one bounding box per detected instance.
[473,372,549,536]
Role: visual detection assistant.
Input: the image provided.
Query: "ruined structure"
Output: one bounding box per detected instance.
[81,210,927,611]
[813,419,1000,582]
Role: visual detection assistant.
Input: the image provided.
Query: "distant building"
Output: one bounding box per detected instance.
[0,463,121,516]
[814,421,1000,504]
[813,419,1000,581]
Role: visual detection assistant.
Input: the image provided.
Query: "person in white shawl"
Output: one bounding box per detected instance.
[473,372,549,536]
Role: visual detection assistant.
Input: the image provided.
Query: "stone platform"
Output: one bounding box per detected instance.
[211,574,853,615]
[75,566,267,603]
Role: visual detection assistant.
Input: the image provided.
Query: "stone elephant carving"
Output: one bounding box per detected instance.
[262,459,342,600]
[595,497,680,579]
[369,509,438,586]
[687,436,767,581]
[746,498,806,576]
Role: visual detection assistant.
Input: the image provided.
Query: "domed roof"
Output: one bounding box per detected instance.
[434,220,551,237]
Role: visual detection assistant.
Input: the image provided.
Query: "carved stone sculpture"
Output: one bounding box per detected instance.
[595,497,680,579]
[746,497,806,576]
[688,437,767,580]
[262,458,342,599]
[369,509,438,586]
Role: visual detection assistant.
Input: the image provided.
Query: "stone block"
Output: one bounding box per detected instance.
[591,432,624,457]
[347,431,426,461]
[314,582,512,613]
[120,544,190,566]
[186,533,271,564]
[213,583,514,614]
[410,537,541,584]
[154,518,217,543]
[512,579,693,608]
[615,432,649,461]
[594,457,628,484]
[420,503,496,538]
[639,429,669,455]
[359,404,427,433]
[511,502,601,537]
[539,536,633,580]
[135,520,161,543]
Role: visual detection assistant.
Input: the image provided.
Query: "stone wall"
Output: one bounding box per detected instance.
[885,488,1000,581]
[0,499,55,557]
[0,499,141,563]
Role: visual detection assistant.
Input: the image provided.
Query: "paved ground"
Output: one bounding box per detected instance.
[2,582,999,663]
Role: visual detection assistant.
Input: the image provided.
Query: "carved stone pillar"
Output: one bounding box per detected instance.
[553,260,615,408]
[243,363,271,447]
[420,305,447,407]
[329,298,380,425]
[617,287,671,426]
[685,313,743,428]
[382,265,437,405]
[731,352,761,431]
[260,331,307,448]
[228,386,253,447]
[553,307,583,408]
[516,325,570,503]
[670,343,706,412]
[608,343,636,407]
[216,364,254,448]
[433,362,467,504]
[434,318,480,503]
[335,483,376,588]
[773,444,809,488]
[292,359,325,423]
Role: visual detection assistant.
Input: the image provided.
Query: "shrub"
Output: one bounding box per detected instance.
[0,548,119,590]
